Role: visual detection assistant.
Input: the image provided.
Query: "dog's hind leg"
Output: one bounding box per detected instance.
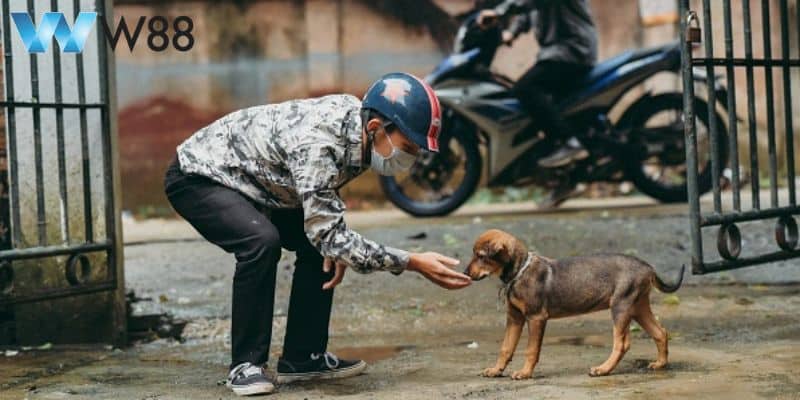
[590,306,633,377]
[633,297,668,370]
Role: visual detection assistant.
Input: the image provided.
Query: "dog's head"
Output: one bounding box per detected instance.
[464,229,528,282]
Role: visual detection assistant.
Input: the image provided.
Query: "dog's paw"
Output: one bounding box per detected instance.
[481,367,504,378]
[648,361,666,370]
[588,366,610,377]
[510,370,533,380]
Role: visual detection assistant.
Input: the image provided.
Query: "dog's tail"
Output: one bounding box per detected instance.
[652,265,686,293]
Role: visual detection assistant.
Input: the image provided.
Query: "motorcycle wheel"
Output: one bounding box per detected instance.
[379,126,482,217]
[619,93,729,203]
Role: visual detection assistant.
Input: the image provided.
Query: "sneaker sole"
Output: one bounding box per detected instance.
[231,382,275,396]
[276,361,367,384]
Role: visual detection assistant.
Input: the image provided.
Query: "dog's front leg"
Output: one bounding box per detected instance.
[482,308,525,377]
[510,318,547,380]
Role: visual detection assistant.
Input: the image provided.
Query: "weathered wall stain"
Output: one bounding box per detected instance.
[119,96,226,215]
[108,0,799,216]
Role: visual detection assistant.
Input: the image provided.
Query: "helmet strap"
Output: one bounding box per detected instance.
[364,129,375,166]
[360,109,374,167]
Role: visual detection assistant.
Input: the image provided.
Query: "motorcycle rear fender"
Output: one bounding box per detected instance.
[561,51,680,116]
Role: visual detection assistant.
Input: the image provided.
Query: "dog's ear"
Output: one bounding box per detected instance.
[489,233,528,268]
[493,235,526,282]
[507,236,528,266]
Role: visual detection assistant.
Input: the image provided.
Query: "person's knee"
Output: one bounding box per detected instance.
[237,226,281,264]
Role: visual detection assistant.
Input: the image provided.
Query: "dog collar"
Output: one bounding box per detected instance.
[503,252,534,294]
[513,252,534,282]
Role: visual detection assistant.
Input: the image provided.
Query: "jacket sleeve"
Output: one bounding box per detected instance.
[288,143,409,274]
[507,13,532,37]
[492,0,533,37]
[493,0,533,16]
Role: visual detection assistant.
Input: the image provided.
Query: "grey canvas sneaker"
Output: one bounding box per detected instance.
[538,137,590,168]
[276,352,367,384]
[227,362,275,396]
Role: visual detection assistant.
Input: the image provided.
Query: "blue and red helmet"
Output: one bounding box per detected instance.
[361,72,442,152]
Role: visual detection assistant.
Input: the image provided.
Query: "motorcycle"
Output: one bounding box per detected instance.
[379,12,730,217]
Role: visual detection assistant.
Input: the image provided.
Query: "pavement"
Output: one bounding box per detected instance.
[2,193,800,399]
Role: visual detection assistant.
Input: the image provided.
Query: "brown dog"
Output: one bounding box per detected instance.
[464,229,684,379]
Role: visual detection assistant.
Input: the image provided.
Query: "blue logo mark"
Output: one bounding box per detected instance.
[11,12,97,53]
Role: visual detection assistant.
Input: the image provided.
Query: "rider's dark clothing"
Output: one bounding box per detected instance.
[496,0,597,66]
[513,61,591,142]
[493,0,598,144]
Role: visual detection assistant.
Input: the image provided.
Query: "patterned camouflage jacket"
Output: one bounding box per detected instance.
[176,94,409,274]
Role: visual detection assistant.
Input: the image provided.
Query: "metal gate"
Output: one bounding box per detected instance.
[680,0,800,274]
[0,0,124,344]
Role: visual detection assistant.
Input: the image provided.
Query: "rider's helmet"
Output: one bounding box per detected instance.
[361,72,442,152]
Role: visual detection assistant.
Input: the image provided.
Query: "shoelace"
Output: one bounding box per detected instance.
[310,352,340,369]
[228,362,263,383]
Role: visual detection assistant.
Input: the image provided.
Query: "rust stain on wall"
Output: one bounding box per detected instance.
[118,96,227,216]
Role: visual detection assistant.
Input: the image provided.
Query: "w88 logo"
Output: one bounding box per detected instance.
[11,12,195,53]
[105,15,195,52]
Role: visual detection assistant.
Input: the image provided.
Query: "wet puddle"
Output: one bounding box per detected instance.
[545,334,608,347]
[332,345,416,363]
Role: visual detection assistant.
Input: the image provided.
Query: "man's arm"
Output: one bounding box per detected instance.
[288,140,471,289]
[290,143,408,274]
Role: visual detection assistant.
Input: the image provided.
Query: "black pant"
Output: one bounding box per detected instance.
[513,60,592,142]
[164,157,334,370]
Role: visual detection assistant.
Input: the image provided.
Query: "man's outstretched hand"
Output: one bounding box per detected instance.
[408,252,471,290]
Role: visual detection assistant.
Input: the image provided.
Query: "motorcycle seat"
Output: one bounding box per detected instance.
[583,43,676,85]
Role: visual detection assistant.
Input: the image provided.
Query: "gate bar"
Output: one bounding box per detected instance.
[743,0,761,210]
[780,0,796,206]
[75,0,94,243]
[0,101,106,109]
[701,249,800,273]
[681,2,704,272]
[701,0,721,213]
[0,241,111,261]
[722,0,741,212]
[51,0,70,244]
[691,58,800,66]
[97,0,118,287]
[27,0,48,246]
[0,281,116,306]
[1,0,22,247]
[700,205,800,226]
[762,0,779,208]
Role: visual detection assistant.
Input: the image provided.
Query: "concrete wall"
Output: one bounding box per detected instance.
[2,0,797,216]
[114,0,682,215]
[114,0,447,214]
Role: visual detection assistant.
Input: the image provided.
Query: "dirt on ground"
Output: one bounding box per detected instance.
[1,209,799,399]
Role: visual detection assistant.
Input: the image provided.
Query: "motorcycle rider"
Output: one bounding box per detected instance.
[477,0,598,173]
[164,72,471,396]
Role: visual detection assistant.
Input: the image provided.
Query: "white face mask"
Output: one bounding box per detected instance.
[370,130,417,176]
